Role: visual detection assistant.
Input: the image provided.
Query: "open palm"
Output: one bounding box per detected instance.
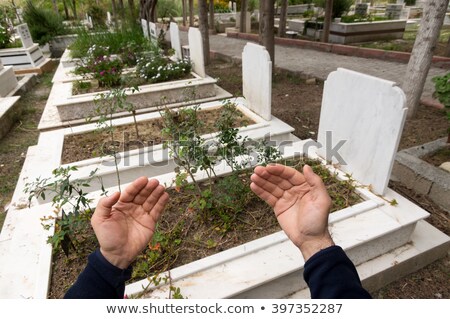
[92,177,169,269]
[250,164,334,260]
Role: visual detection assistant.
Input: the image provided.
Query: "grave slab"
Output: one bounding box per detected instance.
[317,68,407,195]
[15,23,34,49]
[141,19,149,38]
[242,43,272,121]
[0,96,21,139]
[188,28,206,78]
[170,22,183,60]
[0,66,19,97]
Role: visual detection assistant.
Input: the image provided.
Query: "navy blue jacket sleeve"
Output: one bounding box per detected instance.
[303,245,371,299]
[64,249,131,299]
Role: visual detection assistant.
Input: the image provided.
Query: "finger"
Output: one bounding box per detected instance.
[303,165,327,191]
[254,165,305,190]
[250,182,277,207]
[143,184,166,212]
[250,173,284,198]
[95,191,120,219]
[132,179,159,205]
[120,176,149,203]
[149,191,169,223]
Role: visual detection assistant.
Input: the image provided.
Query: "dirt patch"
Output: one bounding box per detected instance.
[48,158,362,298]
[0,72,54,220]
[62,108,253,164]
[422,145,450,168]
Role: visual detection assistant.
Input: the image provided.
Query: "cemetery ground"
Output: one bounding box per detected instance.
[0,59,448,299]
[354,24,450,57]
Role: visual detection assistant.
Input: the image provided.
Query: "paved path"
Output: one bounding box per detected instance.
[178,31,447,100]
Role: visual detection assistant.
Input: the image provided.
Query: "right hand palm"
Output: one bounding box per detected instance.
[250,164,333,258]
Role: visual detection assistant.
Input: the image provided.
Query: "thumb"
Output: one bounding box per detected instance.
[303,165,326,190]
[96,192,120,218]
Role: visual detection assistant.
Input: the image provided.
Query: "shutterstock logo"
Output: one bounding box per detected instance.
[98,131,347,168]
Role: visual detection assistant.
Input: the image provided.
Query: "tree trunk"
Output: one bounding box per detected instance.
[198,0,210,65]
[259,0,275,66]
[402,0,449,118]
[118,0,126,20]
[209,0,215,31]
[278,0,287,37]
[322,0,333,43]
[240,0,248,33]
[128,0,136,22]
[111,0,119,28]
[72,0,77,19]
[189,0,194,26]
[51,0,59,16]
[63,0,69,20]
[182,0,187,26]
[139,0,157,22]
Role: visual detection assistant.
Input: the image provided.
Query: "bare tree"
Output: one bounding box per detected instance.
[118,0,125,20]
[62,0,69,20]
[402,0,449,118]
[278,0,287,37]
[240,0,248,33]
[198,0,210,65]
[189,0,194,26]
[128,0,136,22]
[51,0,59,16]
[140,0,158,22]
[71,0,77,19]
[182,0,187,26]
[259,0,275,65]
[209,0,215,31]
[322,0,333,43]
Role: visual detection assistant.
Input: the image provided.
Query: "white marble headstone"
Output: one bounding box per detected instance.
[88,16,93,28]
[188,28,206,78]
[141,19,149,38]
[242,43,272,121]
[355,3,369,16]
[317,68,407,195]
[15,23,33,49]
[385,4,404,19]
[107,12,112,23]
[149,22,157,42]
[170,22,182,60]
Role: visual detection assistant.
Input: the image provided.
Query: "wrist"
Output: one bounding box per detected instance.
[298,234,335,262]
[99,248,131,270]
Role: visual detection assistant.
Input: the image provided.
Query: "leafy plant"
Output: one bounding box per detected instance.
[136,53,192,84]
[23,0,66,45]
[69,26,154,59]
[87,4,107,29]
[24,167,102,256]
[74,45,124,88]
[313,0,352,18]
[432,73,450,143]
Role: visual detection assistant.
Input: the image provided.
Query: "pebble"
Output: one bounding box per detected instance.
[439,162,450,173]
[305,78,316,85]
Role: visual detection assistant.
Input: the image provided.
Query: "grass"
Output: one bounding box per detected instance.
[357,25,450,56]
[0,71,54,231]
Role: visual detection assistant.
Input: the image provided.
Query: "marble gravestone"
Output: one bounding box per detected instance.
[355,3,369,16]
[141,19,149,38]
[15,24,33,49]
[149,22,158,42]
[317,68,407,195]
[170,22,183,60]
[242,43,272,121]
[188,28,206,78]
[385,4,405,20]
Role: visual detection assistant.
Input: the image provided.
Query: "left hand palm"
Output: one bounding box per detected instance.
[91,177,169,269]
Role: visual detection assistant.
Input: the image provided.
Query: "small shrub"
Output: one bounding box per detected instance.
[313,0,352,18]
[87,4,107,29]
[136,53,192,83]
[74,45,124,88]
[23,0,66,45]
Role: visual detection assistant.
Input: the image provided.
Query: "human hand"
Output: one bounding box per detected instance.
[91,177,169,269]
[250,164,334,261]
